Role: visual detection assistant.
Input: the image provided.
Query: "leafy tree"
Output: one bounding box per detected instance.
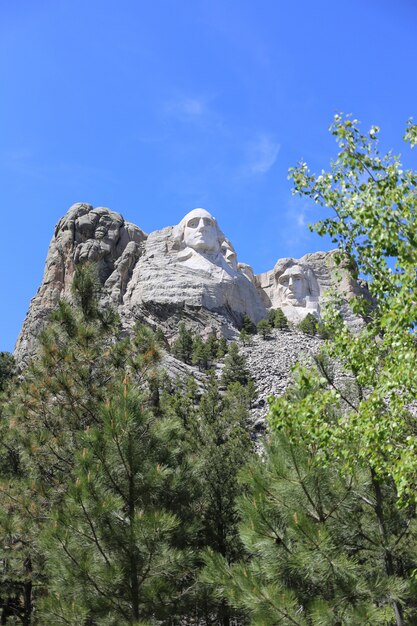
[287,114,417,502]
[298,312,318,335]
[172,323,193,364]
[204,116,417,624]
[256,319,271,339]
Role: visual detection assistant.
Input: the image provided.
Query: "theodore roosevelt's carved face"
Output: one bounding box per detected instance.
[221,239,238,270]
[182,208,221,254]
[277,264,309,306]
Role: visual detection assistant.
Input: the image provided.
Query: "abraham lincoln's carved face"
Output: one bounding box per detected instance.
[277,264,309,306]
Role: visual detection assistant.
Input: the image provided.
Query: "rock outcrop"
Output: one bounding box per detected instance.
[15,203,146,362]
[256,251,369,330]
[121,208,267,335]
[15,203,369,365]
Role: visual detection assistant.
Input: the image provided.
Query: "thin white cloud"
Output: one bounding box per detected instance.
[247,134,280,175]
[296,211,307,228]
[164,96,210,121]
[278,196,314,249]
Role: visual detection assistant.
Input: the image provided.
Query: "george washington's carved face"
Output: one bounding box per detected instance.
[277,264,309,306]
[181,208,221,254]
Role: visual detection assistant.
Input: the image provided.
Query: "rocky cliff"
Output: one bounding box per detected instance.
[15,203,367,367]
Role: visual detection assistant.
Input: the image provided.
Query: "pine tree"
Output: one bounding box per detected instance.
[205,334,219,361]
[39,383,195,625]
[3,264,163,624]
[192,336,210,371]
[217,337,228,359]
[267,308,276,326]
[298,312,318,335]
[274,307,289,330]
[257,319,271,339]
[187,375,254,625]
[239,328,250,346]
[154,326,168,349]
[13,264,130,497]
[241,314,256,335]
[221,343,250,387]
[172,323,194,364]
[203,427,417,624]
[0,377,35,626]
[0,352,15,392]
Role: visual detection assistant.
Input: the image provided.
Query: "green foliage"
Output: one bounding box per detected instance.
[0,352,15,393]
[256,319,271,339]
[288,114,417,502]
[217,336,228,358]
[192,336,211,371]
[205,333,220,361]
[172,322,193,364]
[298,312,318,335]
[39,385,194,625]
[166,373,254,624]
[241,314,256,335]
[221,342,250,388]
[203,428,417,624]
[239,328,250,345]
[273,307,289,330]
[1,265,165,624]
[154,326,168,349]
[267,308,276,326]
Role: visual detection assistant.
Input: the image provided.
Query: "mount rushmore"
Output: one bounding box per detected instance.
[15,202,367,363]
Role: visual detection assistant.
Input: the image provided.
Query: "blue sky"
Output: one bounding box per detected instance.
[1,0,417,352]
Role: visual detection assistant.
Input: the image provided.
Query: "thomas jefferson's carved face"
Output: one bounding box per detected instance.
[183,209,220,254]
[278,265,309,306]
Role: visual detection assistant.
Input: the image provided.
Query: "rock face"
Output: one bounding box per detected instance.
[121,208,267,333]
[256,251,369,330]
[15,203,368,365]
[15,203,147,362]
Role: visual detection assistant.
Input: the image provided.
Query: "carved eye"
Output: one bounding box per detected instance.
[187,218,199,228]
[203,218,214,227]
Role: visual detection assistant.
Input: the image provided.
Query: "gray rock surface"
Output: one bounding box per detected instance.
[256,250,369,330]
[122,221,266,333]
[15,203,146,363]
[239,328,323,429]
[15,203,369,368]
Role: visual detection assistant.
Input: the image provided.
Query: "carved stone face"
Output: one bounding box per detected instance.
[277,264,309,306]
[221,239,238,271]
[182,208,220,254]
